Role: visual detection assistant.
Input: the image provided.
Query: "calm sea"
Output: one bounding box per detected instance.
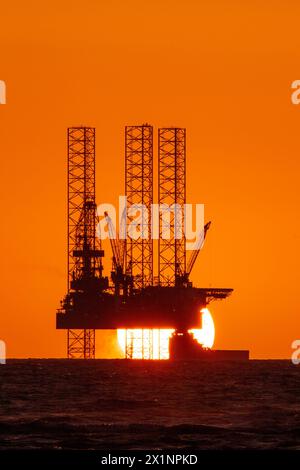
[0,359,299,450]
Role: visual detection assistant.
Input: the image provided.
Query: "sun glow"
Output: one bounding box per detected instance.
[117,308,215,359]
[189,308,215,349]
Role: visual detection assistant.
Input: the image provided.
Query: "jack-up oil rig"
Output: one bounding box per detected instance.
[56,125,249,361]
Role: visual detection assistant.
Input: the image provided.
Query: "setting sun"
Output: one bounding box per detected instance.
[189,308,215,349]
[117,308,215,359]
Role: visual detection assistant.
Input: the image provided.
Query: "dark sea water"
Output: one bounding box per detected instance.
[0,359,300,450]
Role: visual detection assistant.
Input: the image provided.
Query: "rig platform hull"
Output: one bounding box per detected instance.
[169,333,249,361]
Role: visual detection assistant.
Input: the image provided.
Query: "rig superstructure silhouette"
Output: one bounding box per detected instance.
[56,125,248,361]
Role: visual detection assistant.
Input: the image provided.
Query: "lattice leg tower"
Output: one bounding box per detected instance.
[124,329,154,359]
[158,128,186,286]
[67,330,95,359]
[67,127,99,359]
[124,125,154,358]
[125,125,153,290]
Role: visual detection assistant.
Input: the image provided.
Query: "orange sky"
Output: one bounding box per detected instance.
[0,1,299,358]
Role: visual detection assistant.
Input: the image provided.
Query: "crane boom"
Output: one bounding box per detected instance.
[104,211,124,271]
[186,221,211,276]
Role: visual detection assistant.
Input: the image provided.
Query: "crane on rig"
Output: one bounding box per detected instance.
[186,221,211,278]
[104,211,131,296]
[105,210,211,290]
